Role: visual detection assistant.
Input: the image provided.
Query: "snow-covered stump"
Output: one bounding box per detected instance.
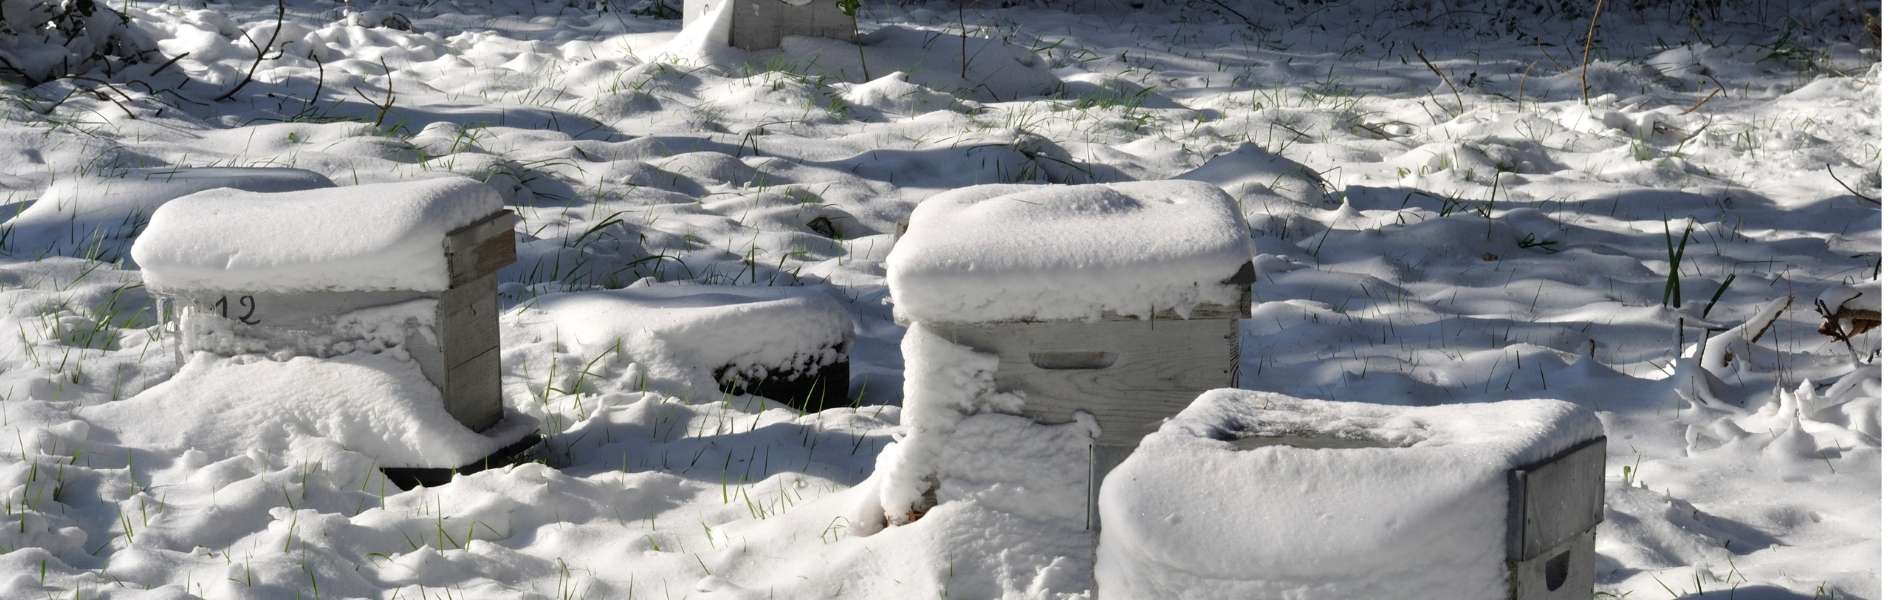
[129,177,536,488]
[684,0,856,51]
[1097,390,1607,600]
[881,181,1256,529]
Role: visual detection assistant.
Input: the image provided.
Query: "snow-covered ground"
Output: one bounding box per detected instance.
[0,1,1882,598]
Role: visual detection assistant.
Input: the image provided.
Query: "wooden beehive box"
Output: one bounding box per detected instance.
[886,180,1259,529]
[684,0,856,51]
[930,265,1250,529]
[1100,391,1606,598]
[1506,437,1607,600]
[166,211,519,434]
[933,262,1249,431]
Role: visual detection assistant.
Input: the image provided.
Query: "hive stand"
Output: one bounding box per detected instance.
[926,264,1254,529]
[167,211,535,488]
[684,0,856,51]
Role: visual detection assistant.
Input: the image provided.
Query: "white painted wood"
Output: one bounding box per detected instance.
[934,317,1238,447]
[165,210,518,435]
[685,0,855,51]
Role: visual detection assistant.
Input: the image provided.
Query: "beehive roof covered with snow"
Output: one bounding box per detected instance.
[131,177,505,293]
[887,181,1255,324]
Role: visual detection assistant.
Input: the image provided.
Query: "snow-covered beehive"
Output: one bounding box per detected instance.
[684,0,855,51]
[523,283,854,410]
[882,181,1255,528]
[1097,390,1607,600]
[130,177,529,486]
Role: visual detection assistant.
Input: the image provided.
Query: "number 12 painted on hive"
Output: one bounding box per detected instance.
[212,295,260,325]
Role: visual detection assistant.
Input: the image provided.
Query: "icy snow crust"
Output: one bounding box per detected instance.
[0,1,1880,598]
[130,177,503,293]
[888,180,1254,323]
[1098,390,1603,599]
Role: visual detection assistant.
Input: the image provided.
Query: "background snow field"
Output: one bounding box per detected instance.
[0,1,1881,599]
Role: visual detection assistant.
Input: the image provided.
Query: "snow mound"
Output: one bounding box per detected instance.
[840,71,974,117]
[130,177,505,293]
[3,167,333,261]
[784,26,1062,102]
[81,353,523,469]
[858,414,1097,596]
[522,283,851,388]
[887,181,1253,323]
[1818,279,1879,314]
[1097,389,1603,599]
[1178,142,1332,209]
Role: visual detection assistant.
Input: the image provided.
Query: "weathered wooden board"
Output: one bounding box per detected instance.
[381,431,541,490]
[1508,437,1608,561]
[934,317,1238,447]
[445,211,519,288]
[777,0,855,43]
[1509,528,1597,600]
[437,273,501,369]
[684,0,854,51]
[445,346,503,431]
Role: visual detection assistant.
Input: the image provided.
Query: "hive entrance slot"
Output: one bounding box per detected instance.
[1029,351,1119,370]
[1544,550,1570,591]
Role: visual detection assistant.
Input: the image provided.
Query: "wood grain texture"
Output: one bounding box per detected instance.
[684,0,854,51]
[934,317,1238,446]
[444,346,502,431]
[445,211,519,287]
[894,263,1256,326]
[1508,436,1608,561]
[436,274,500,369]
[1508,528,1597,600]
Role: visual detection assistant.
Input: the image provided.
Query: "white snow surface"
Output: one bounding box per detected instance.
[81,352,523,469]
[3,167,333,261]
[0,1,1879,598]
[888,180,1255,323]
[1178,142,1333,209]
[130,177,504,293]
[1098,390,1603,599]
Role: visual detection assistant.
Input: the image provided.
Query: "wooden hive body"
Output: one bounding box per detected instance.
[918,264,1253,529]
[167,211,519,434]
[684,0,856,51]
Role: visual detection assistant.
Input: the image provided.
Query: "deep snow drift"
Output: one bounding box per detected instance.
[0,0,1881,598]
